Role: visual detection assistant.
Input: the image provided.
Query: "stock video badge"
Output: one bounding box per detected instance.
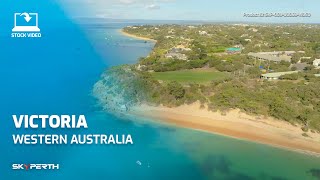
[12,12,40,32]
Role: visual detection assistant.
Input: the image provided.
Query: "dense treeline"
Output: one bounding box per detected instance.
[210,79,320,131]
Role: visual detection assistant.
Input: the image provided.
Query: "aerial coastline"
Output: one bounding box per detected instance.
[120,29,157,42]
[96,25,320,155]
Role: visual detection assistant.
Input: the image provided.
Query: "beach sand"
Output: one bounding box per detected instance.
[130,102,320,155]
[119,28,320,156]
[120,29,157,42]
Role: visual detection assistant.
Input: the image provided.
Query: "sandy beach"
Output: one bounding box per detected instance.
[120,29,157,42]
[119,28,320,156]
[130,102,320,155]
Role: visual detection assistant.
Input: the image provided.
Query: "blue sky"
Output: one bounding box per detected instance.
[59,0,320,23]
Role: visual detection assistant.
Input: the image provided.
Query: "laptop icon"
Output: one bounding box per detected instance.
[12,12,40,32]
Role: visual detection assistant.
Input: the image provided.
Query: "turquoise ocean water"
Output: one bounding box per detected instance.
[0,1,320,180]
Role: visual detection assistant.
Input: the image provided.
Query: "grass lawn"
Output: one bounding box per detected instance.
[151,69,229,84]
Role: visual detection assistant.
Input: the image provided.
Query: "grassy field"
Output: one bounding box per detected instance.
[151,69,229,84]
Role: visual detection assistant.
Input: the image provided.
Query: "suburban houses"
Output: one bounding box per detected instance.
[124,25,320,84]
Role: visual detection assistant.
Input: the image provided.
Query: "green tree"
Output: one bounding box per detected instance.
[279,73,299,80]
[167,81,185,99]
[291,53,301,64]
[247,67,261,78]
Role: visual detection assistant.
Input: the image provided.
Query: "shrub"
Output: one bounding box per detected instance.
[301,126,309,132]
[279,73,299,80]
[167,81,186,100]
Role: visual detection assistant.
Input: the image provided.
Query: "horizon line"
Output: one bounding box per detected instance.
[73,17,320,24]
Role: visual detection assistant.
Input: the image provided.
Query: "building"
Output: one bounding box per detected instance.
[248,51,304,63]
[289,63,308,71]
[175,45,191,51]
[226,47,241,54]
[165,35,174,39]
[248,28,258,32]
[313,59,320,67]
[260,71,298,80]
[250,51,302,56]
[168,47,191,53]
[165,47,188,60]
[248,52,290,62]
[300,57,312,61]
[164,46,191,60]
[199,31,208,35]
[165,53,187,60]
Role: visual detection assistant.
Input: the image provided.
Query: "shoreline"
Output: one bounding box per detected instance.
[119,29,157,42]
[117,27,320,156]
[130,103,320,156]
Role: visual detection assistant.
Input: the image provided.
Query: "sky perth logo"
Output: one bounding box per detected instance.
[12,164,59,170]
[11,12,41,38]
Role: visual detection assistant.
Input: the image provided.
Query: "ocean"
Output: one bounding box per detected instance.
[0,1,320,180]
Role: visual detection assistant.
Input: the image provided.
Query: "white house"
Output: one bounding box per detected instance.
[313,59,320,67]
[199,31,208,35]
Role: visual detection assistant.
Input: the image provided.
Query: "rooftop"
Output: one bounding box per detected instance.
[248,52,292,62]
[227,47,241,51]
[313,59,320,63]
[290,63,308,71]
[261,71,298,78]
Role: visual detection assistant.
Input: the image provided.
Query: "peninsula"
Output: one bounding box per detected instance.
[94,24,320,155]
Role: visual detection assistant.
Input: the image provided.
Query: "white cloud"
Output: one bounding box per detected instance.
[119,0,135,5]
[146,4,160,10]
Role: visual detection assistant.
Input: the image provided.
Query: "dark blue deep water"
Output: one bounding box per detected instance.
[1,1,320,180]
